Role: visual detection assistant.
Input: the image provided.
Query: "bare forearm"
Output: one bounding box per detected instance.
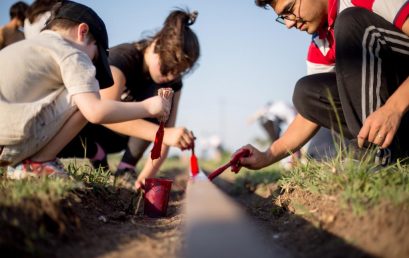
[103,119,158,142]
[268,114,319,164]
[138,145,169,180]
[88,99,151,124]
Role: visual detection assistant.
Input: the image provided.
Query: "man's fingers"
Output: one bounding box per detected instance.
[357,122,370,148]
[381,133,393,149]
[373,130,386,146]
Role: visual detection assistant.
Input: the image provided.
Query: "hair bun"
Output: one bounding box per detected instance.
[187,11,198,26]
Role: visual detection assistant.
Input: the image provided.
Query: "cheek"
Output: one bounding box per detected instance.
[150,62,162,79]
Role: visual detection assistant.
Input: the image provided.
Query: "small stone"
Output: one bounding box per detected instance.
[98,215,108,223]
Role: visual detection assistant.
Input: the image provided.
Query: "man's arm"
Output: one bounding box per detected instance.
[239,114,320,170]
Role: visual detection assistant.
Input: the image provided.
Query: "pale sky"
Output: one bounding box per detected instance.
[0,0,310,154]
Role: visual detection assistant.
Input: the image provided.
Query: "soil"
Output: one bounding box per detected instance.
[0,168,188,258]
[212,172,409,258]
[1,165,408,258]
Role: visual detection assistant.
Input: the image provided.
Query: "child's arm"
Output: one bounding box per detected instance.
[72,91,171,124]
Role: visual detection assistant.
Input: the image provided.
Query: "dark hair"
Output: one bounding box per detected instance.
[42,2,95,42]
[255,0,275,8]
[138,9,200,77]
[10,1,28,21]
[26,0,61,23]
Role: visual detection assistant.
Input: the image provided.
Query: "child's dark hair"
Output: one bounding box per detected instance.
[138,9,200,77]
[42,2,95,42]
[10,1,29,21]
[26,0,62,23]
[255,0,276,8]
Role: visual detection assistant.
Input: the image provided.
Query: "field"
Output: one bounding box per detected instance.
[0,154,408,258]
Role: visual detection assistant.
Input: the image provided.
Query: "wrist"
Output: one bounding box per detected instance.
[385,97,408,117]
[263,148,275,166]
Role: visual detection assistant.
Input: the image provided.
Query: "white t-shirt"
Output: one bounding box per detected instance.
[0,30,100,145]
[23,11,51,39]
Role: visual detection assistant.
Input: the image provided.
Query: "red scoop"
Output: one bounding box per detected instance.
[208,149,250,181]
[190,141,199,176]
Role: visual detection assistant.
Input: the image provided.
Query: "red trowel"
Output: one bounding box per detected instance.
[208,149,250,181]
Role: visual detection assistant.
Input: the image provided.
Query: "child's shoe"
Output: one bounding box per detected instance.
[7,159,68,179]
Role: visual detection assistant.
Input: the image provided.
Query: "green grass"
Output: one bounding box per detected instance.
[0,155,189,207]
[279,156,409,214]
[0,176,76,206]
[221,145,409,215]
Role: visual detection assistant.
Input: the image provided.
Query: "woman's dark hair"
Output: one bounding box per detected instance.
[10,1,28,21]
[26,0,61,23]
[137,8,200,77]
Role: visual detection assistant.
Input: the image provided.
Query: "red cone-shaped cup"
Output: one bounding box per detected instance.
[144,178,173,218]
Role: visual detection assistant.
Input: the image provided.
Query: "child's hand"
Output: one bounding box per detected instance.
[158,88,174,122]
[143,95,172,119]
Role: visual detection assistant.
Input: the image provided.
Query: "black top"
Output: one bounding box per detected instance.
[108,43,183,102]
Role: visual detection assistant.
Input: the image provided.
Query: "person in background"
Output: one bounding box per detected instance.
[0,1,172,179]
[249,101,302,168]
[24,0,61,39]
[235,0,409,171]
[0,1,28,50]
[59,8,200,189]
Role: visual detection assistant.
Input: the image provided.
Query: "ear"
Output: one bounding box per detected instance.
[77,23,90,42]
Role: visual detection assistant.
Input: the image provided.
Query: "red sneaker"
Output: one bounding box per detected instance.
[6,159,68,179]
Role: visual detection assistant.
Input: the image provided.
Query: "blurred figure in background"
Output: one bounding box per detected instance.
[250,101,342,164]
[0,1,28,50]
[24,0,61,39]
[199,134,225,162]
[249,101,296,142]
[249,101,299,168]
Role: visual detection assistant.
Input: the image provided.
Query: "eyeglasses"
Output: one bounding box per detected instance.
[275,0,305,25]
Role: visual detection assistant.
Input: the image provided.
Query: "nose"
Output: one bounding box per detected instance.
[284,19,296,29]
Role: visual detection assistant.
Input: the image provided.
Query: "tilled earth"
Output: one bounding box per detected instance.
[0,168,188,258]
[2,165,408,258]
[213,172,409,258]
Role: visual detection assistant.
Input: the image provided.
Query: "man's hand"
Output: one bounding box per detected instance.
[163,127,194,150]
[234,144,273,170]
[357,103,402,149]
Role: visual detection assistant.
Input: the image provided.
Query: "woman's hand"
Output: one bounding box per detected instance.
[134,178,145,190]
[163,127,194,150]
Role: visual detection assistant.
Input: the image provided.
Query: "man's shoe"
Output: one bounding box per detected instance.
[7,159,68,179]
[346,140,394,167]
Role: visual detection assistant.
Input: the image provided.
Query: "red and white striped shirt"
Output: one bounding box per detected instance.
[307,0,409,75]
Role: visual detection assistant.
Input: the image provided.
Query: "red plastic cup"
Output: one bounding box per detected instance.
[144,178,173,218]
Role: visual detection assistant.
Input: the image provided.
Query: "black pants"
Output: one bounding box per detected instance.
[59,122,152,167]
[293,8,409,156]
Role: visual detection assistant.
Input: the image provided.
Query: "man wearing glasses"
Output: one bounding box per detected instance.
[234,0,409,170]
